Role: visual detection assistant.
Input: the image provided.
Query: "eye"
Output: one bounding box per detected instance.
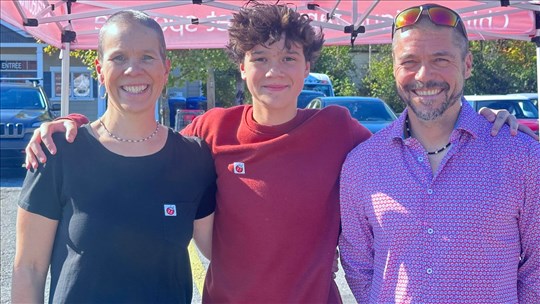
[400,59,416,67]
[434,57,451,67]
[283,56,296,62]
[142,55,155,62]
[111,55,126,63]
[252,57,266,63]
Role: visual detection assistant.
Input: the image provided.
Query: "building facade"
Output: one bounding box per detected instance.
[1,21,99,119]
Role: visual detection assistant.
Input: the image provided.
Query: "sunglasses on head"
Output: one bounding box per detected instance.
[392,4,467,39]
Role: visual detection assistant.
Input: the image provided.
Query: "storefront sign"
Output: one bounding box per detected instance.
[0,60,37,71]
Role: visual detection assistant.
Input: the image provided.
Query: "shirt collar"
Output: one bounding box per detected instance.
[454,97,481,140]
[390,97,480,144]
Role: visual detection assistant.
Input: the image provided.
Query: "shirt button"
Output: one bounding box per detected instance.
[426,268,433,274]
[427,189,433,194]
[427,228,434,234]
[417,156,424,162]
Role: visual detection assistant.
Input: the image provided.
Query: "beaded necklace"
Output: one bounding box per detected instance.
[98,118,159,143]
[405,117,451,155]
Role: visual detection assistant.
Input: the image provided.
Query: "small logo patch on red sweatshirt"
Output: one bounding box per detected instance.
[232,162,246,174]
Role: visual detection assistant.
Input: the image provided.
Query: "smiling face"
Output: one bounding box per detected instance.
[240,37,310,125]
[393,22,472,121]
[95,20,170,115]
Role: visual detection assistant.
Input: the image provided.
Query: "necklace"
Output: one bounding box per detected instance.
[426,142,452,155]
[98,118,160,143]
[405,117,451,155]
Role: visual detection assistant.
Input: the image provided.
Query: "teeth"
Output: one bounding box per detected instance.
[123,85,147,93]
[415,89,440,96]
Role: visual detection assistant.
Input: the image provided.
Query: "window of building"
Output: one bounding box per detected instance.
[50,67,94,101]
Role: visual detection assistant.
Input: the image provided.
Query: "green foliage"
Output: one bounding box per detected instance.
[43,46,98,78]
[333,77,360,96]
[313,46,360,96]
[360,45,403,113]
[465,40,537,94]
[168,49,238,107]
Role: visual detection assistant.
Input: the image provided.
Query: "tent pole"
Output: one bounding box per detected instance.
[60,42,71,117]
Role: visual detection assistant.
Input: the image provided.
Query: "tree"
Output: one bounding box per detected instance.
[465,40,536,94]
[168,49,238,108]
[313,46,360,96]
[360,45,403,113]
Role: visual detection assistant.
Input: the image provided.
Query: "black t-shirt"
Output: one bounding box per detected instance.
[19,125,216,303]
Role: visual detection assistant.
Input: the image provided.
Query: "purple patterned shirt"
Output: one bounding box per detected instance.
[339,101,540,303]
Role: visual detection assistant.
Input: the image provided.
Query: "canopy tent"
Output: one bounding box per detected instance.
[1,0,540,117]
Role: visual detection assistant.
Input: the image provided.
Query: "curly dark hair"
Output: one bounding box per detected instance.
[226,1,324,66]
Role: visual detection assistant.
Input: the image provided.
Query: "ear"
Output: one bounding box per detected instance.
[391,53,398,78]
[95,58,104,84]
[304,61,310,78]
[464,51,473,79]
[239,62,247,80]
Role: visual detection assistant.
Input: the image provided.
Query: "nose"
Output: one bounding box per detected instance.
[265,62,284,78]
[124,59,143,75]
[414,63,431,82]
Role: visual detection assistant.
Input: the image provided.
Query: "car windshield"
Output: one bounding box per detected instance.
[477,100,539,119]
[332,100,397,122]
[0,87,46,110]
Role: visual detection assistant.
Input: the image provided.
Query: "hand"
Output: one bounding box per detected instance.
[478,107,539,140]
[25,119,79,170]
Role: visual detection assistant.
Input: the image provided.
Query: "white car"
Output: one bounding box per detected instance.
[464,94,539,134]
[507,93,538,107]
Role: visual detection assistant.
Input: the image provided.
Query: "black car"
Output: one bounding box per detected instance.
[306,96,398,133]
[0,82,60,168]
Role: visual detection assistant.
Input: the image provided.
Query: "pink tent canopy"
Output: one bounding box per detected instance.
[1,0,539,49]
[1,0,540,117]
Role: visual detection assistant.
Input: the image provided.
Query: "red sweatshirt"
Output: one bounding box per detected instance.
[182,105,371,303]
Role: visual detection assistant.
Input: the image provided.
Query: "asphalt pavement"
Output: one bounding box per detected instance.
[1,169,356,303]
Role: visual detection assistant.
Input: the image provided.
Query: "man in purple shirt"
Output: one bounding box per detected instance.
[339,3,539,303]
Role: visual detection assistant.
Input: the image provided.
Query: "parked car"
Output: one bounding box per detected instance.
[303,73,334,97]
[465,94,539,134]
[305,96,398,133]
[0,81,60,168]
[297,90,325,108]
[507,93,538,107]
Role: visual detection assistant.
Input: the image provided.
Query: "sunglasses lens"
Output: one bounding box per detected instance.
[428,7,459,27]
[393,5,467,39]
[395,7,421,29]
